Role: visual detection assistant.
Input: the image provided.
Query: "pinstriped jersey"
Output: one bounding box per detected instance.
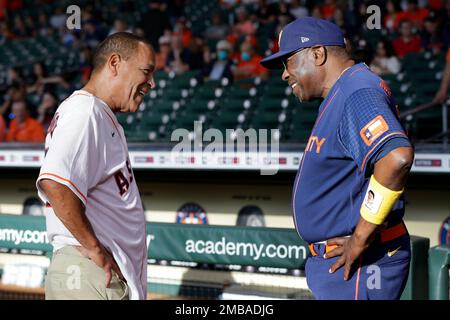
[292,63,411,243]
[36,90,147,300]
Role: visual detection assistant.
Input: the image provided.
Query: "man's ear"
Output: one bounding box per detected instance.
[107,53,121,76]
[312,46,327,67]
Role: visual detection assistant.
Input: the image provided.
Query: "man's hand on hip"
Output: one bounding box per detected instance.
[324,218,379,280]
[325,234,370,280]
[39,179,124,288]
[78,244,124,288]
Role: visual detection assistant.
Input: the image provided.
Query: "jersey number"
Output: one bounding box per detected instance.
[114,160,134,196]
[44,113,60,157]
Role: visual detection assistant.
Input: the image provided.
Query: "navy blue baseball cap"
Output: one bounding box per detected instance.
[260,17,345,69]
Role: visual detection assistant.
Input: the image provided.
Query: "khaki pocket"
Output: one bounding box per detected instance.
[106,275,129,300]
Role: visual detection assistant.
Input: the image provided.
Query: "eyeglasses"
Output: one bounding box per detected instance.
[281,48,307,70]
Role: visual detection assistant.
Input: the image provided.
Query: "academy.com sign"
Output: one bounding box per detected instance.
[0,228,48,246]
[146,223,309,269]
[185,237,307,261]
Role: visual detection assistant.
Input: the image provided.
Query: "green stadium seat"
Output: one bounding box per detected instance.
[226,86,258,99]
[250,112,280,129]
[161,88,189,101]
[221,97,255,111]
[193,86,224,100]
[287,125,311,142]
[266,86,292,99]
[258,98,287,112]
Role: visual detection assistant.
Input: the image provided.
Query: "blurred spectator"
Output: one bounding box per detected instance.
[82,20,103,48]
[433,47,450,104]
[311,5,323,19]
[108,18,132,36]
[167,0,185,25]
[233,41,268,81]
[172,17,192,48]
[6,67,25,87]
[12,16,29,38]
[139,1,171,51]
[0,115,5,142]
[421,16,444,54]
[80,46,93,85]
[392,20,422,57]
[234,6,256,37]
[384,0,404,33]
[0,21,14,44]
[321,0,337,20]
[370,39,402,75]
[201,40,235,82]
[49,7,67,30]
[37,91,57,131]
[166,36,190,75]
[354,1,373,32]
[401,0,429,29]
[331,8,350,36]
[6,100,45,143]
[62,29,77,46]
[24,15,36,37]
[27,62,49,95]
[38,12,53,36]
[155,35,172,71]
[186,37,206,70]
[254,0,277,25]
[277,1,295,23]
[0,82,27,126]
[351,39,373,64]
[27,62,70,97]
[204,12,230,40]
[290,0,309,19]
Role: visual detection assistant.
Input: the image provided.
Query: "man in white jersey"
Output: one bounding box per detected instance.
[36,32,156,300]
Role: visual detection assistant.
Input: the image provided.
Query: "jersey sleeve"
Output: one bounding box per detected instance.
[337,88,410,174]
[36,98,102,206]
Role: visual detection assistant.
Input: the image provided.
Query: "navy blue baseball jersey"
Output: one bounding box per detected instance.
[292,63,411,243]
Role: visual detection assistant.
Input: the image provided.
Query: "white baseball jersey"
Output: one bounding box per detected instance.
[36,90,147,300]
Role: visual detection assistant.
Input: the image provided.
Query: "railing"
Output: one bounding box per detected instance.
[400,100,449,147]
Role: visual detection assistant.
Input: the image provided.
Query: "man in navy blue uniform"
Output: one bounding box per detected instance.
[261,17,414,300]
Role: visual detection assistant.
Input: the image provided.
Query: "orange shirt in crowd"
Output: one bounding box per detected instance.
[402,8,429,27]
[235,55,268,80]
[384,12,405,33]
[0,116,5,141]
[6,117,45,143]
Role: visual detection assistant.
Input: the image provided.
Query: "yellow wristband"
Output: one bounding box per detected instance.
[360,175,403,225]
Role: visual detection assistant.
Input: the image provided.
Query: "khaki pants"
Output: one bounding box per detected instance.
[45,246,129,300]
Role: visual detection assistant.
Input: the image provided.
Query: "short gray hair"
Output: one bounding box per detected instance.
[92,32,153,72]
